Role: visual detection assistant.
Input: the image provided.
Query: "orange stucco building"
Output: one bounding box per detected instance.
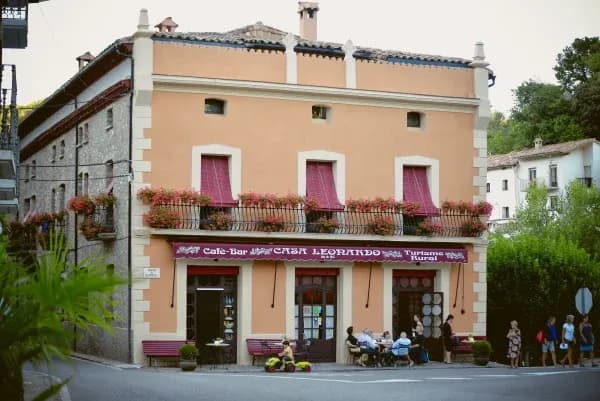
[19,3,492,365]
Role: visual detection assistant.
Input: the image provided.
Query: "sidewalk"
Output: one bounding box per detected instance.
[23,370,67,401]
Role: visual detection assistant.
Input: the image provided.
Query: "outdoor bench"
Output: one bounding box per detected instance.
[142,340,193,367]
[246,338,307,365]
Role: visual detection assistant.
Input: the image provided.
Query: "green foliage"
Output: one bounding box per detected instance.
[0,232,124,401]
[558,182,600,259]
[555,36,600,94]
[471,340,492,355]
[179,344,199,360]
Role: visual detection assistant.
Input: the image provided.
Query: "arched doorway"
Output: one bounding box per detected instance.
[295,269,337,362]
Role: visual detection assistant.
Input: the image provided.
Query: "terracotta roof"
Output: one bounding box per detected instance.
[153,22,473,67]
[488,138,599,169]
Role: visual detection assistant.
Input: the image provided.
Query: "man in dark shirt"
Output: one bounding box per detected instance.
[542,316,557,367]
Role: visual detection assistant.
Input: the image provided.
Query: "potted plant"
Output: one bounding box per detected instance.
[460,220,487,237]
[367,215,395,235]
[205,211,232,231]
[144,206,181,229]
[471,340,492,366]
[179,344,199,372]
[257,215,285,232]
[312,217,340,233]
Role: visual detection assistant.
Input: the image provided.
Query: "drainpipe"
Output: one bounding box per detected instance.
[116,43,134,364]
[73,95,79,350]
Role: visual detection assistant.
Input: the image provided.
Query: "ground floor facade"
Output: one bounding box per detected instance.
[132,238,487,365]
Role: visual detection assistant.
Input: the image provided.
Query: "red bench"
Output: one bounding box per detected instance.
[246,338,307,366]
[453,336,487,355]
[142,340,192,366]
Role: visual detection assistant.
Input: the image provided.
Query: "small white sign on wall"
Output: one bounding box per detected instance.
[143,267,160,279]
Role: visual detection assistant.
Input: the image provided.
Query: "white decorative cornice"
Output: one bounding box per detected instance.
[343,39,357,89]
[283,33,298,84]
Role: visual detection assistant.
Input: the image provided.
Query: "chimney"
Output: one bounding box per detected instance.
[76,51,94,71]
[298,2,319,41]
[534,137,543,149]
[155,17,178,33]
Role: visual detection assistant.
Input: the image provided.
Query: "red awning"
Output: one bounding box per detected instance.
[201,156,238,207]
[403,166,438,216]
[306,162,343,211]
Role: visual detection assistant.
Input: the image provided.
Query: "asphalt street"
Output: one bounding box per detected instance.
[38,358,600,401]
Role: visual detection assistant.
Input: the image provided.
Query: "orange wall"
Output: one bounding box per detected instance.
[356,61,474,98]
[352,263,383,332]
[154,42,286,83]
[143,238,178,332]
[251,261,286,333]
[297,55,345,87]
[447,245,477,333]
[145,91,475,201]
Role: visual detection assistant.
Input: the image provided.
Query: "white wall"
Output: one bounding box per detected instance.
[487,167,517,220]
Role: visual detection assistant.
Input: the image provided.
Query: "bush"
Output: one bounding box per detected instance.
[179,344,199,360]
[472,340,492,356]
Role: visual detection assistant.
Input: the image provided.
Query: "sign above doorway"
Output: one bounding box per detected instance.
[173,242,467,263]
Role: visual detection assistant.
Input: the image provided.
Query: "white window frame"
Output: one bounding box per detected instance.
[191,144,241,197]
[406,111,426,131]
[311,105,331,123]
[297,150,346,203]
[394,156,439,206]
[502,206,510,219]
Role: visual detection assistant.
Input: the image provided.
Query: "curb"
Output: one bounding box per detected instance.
[70,352,141,369]
[24,370,71,401]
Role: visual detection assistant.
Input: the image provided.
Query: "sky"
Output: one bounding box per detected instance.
[4,0,600,113]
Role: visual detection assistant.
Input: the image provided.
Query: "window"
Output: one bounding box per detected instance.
[200,156,237,206]
[204,98,225,115]
[51,145,56,163]
[25,164,30,182]
[528,168,537,182]
[83,123,89,144]
[105,160,114,193]
[78,126,84,145]
[502,179,508,191]
[305,161,343,210]
[77,173,83,195]
[83,173,89,195]
[30,196,36,213]
[106,108,114,130]
[502,206,510,219]
[59,140,65,159]
[58,184,66,210]
[584,165,592,178]
[51,188,56,213]
[403,166,437,215]
[407,111,423,128]
[23,198,31,216]
[549,196,558,211]
[311,105,329,121]
[31,160,36,179]
[486,183,490,193]
[549,165,558,187]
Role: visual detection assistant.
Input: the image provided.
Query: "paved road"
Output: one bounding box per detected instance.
[40,359,599,401]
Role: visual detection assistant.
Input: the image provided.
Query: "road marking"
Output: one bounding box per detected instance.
[209,374,421,384]
[523,371,578,376]
[475,374,519,378]
[362,379,422,383]
[427,377,472,380]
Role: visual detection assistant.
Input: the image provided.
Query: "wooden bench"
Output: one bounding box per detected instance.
[246,338,307,366]
[142,340,192,367]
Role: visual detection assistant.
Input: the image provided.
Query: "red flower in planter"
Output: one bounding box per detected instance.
[144,206,181,229]
[367,216,396,236]
[257,215,286,232]
[67,195,96,215]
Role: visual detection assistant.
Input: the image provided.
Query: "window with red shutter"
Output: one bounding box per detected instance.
[306,162,343,211]
[201,156,237,207]
[403,166,438,216]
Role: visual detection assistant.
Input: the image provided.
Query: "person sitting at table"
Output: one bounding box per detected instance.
[345,326,362,365]
[357,329,381,367]
[278,340,294,365]
[391,332,414,367]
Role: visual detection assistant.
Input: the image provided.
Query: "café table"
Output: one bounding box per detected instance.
[205,342,231,369]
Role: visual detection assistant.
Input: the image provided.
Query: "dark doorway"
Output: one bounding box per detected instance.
[186,269,237,364]
[295,270,337,362]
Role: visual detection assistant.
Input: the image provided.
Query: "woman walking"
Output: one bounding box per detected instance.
[578,315,597,367]
[559,314,576,368]
[506,320,522,368]
[442,314,455,364]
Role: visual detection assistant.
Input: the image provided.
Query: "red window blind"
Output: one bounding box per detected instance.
[306,162,343,211]
[188,266,239,276]
[403,166,438,216]
[201,156,237,207]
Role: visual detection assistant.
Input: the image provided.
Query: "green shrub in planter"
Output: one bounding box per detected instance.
[179,344,199,360]
[471,340,492,356]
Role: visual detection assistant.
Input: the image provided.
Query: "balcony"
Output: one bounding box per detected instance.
[1,3,29,49]
[144,203,488,239]
[82,205,116,241]
[577,177,593,188]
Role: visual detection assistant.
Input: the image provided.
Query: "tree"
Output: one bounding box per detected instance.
[555,37,600,94]
[0,233,124,401]
[487,111,519,155]
[555,37,600,139]
[558,182,600,260]
[510,80,583,147]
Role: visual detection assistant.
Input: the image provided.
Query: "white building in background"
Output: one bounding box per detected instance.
[487,138,600,226]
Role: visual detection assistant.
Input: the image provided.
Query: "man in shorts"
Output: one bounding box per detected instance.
[542,316,557,367]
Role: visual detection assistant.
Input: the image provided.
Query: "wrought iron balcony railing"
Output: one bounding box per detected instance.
[145,203,487,238]
[82,205,116,241]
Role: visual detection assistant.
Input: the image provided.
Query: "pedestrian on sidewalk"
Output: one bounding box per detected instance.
[442,314,455,364]
[506,320,521,368]
[578,315,597,367]
[559,314,576,368]
[541,316,558,367]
